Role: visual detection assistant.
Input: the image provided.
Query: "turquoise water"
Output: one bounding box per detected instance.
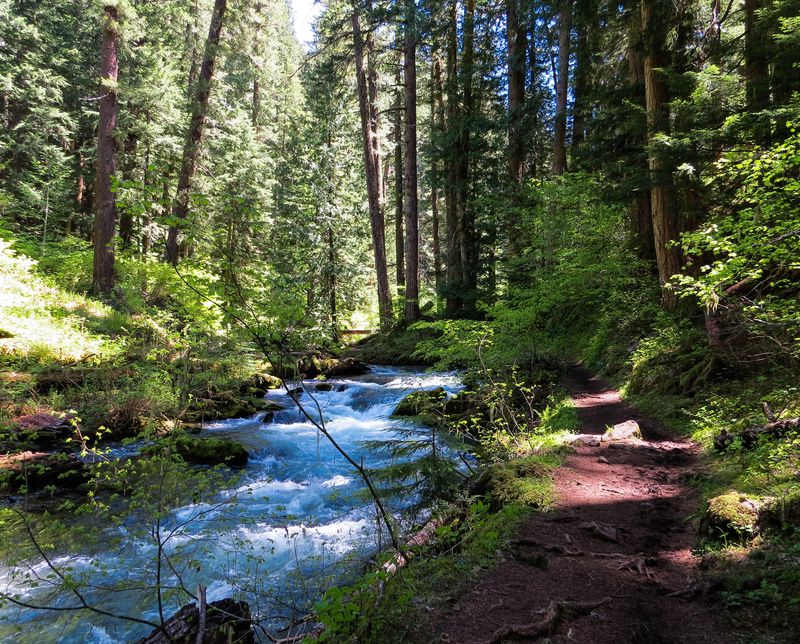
[0,366,462,642]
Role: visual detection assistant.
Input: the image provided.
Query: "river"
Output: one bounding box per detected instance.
[0,366,462,642]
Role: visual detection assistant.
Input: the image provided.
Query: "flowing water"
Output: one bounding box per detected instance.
[0,366,462,642]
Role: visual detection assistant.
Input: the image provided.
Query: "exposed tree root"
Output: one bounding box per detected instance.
[511,538,642,562]
[485,597,611,643]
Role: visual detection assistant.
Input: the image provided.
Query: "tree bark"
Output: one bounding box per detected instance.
[352,7,393,327]
[92,5,119,295]
[642,0,680,308]
[444,0,463,316]
[403,0,420,322]
[328,226,338,342]
[394,76,405,287]
[165,0,227,265]
[431,55,444,299]
[625,1,655,262]
[552,0,571,175]
[744,0,770,115]
[506,0,527,259]
[458,0,477,312]
[571,0,595,153]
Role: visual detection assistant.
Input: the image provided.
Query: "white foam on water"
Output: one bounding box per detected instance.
[321,475,351,488]
[1,365,463,642]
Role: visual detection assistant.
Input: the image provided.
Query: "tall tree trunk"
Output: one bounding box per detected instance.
[394,78,405,287]
[367,10,383,210]
[92,5,119,295]
[552,0,571,175]
[506,0,527,260]
[403,0,420,323]
[431,55,444,299]
[328,226,338,343]
[642,0,680,308]
[744,0,771,144]
[625,1,655,262]
[571,0,594,154]
[118,132,137,248]
[353,7,393,327]
[165,0,227,265]
[459,0,477,312]
[69,143,85,236]
[444,0,463,316]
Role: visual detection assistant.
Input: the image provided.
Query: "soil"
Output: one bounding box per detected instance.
[430,365,738,643]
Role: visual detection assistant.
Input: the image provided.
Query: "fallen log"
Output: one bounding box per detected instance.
[714,417,799,451]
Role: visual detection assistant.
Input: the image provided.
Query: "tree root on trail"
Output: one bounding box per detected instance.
[484,597,611,643]
[511,538,639,560]
[616,556,654,578]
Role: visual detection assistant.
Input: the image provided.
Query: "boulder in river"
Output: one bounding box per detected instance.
[183,393,284,423]
[147,435,249,468]
[321,357,369,378]
[238,373,282,397]
[270,354,370,379]
[0,452,89,493]
[135,598,254,644]
[392,387,447,417]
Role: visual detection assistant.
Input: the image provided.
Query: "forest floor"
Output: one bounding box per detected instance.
[430,365,739,643]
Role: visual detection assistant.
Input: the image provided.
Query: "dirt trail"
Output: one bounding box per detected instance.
[432,365,735,643]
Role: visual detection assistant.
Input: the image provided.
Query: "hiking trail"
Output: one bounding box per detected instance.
[432,365,735,643]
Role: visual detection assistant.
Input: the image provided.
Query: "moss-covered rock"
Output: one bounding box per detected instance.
[471,455,559,510]
[237,373,282,397]
[152,434,249,468]
[269,354,370,380]
[0,452,89,493]
[701,492,760,541]
[183,394,283,423]
[392,387,447,417]
[758,492,800,534]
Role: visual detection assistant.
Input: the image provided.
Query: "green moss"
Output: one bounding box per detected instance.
[472,453,561,510]
[703,492,759,541]
[147,434,249,468]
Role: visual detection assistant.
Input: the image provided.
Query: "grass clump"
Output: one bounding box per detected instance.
[472,453,561,510]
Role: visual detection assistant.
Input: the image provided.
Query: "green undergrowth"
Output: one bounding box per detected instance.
[348,324,442,365]
[567,298,800,634]
[0,237,273,439]
[310,368,570,643]
[311,499,543,643]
